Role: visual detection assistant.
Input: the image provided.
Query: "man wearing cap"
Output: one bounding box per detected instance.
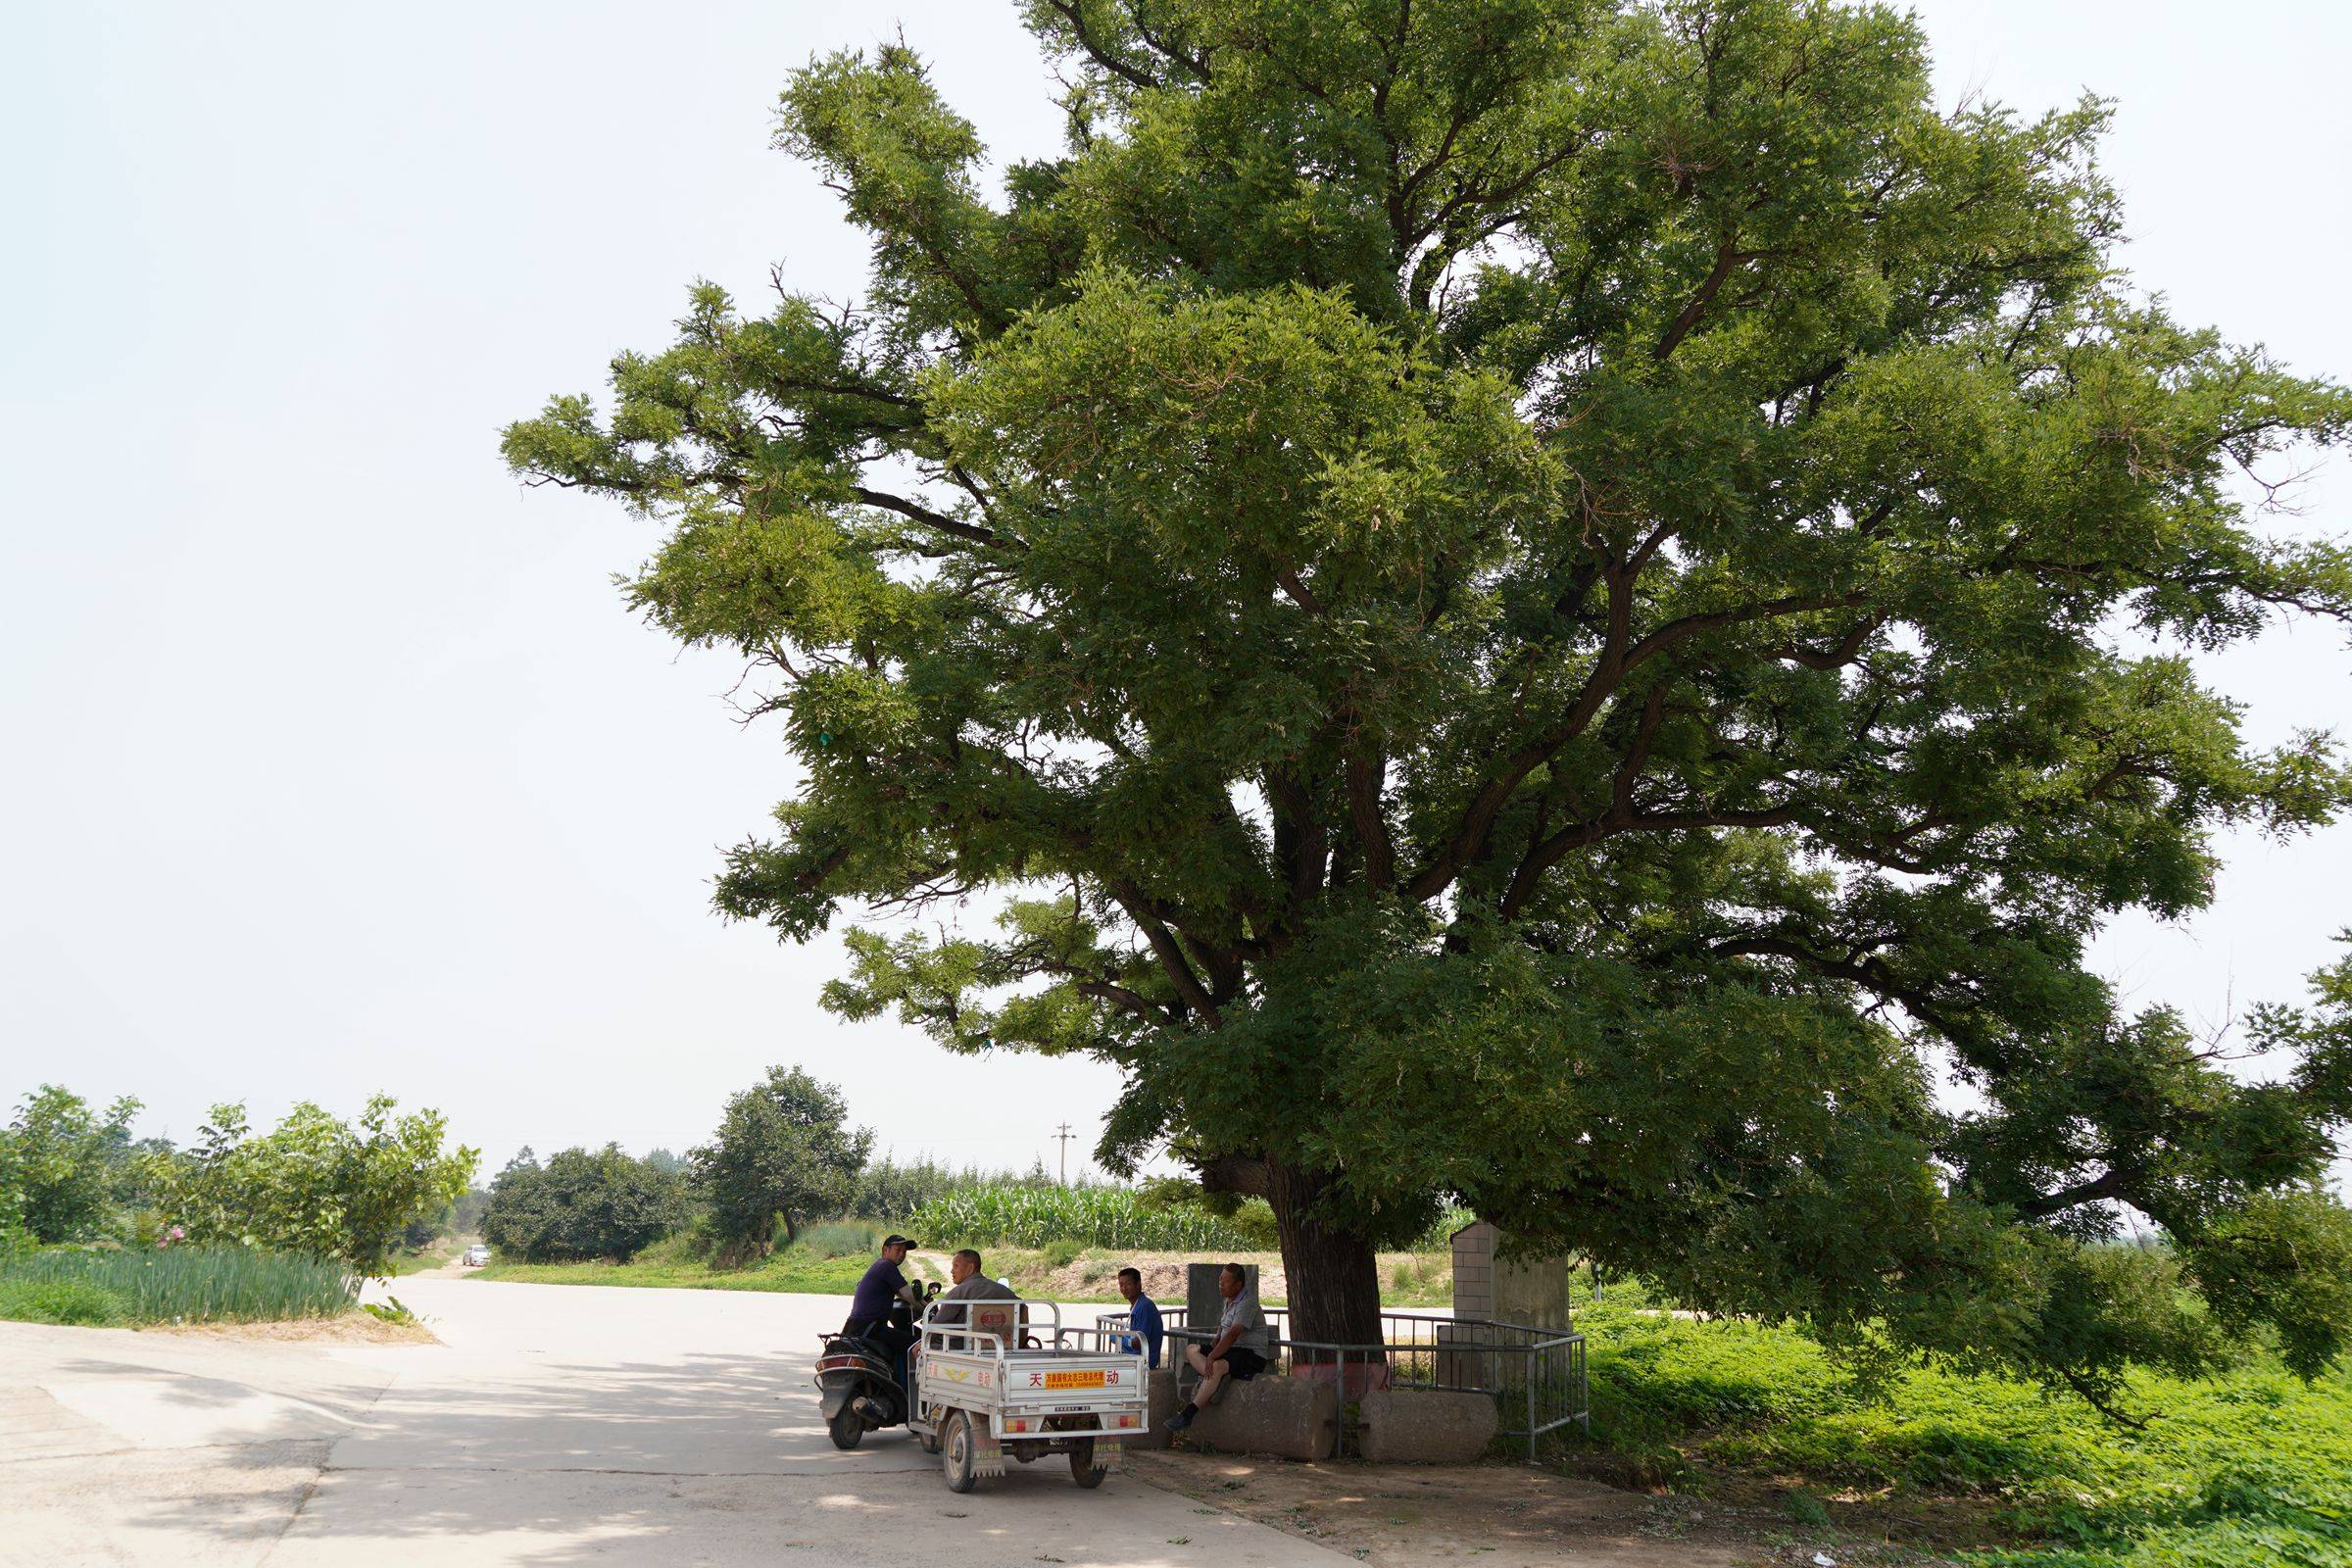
[844,1234,923,1364]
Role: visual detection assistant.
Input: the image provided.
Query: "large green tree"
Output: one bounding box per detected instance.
[691,1065,873,1259]
[507,0,2352,1394]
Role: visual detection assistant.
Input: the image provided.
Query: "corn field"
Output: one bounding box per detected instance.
[0,1246,357,1324]
[906,1186,1262,1250]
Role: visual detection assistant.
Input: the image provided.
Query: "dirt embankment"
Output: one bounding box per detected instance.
[153,1312,437,1346]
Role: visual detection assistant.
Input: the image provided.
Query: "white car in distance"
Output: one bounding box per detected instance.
[462,1245,491,1267]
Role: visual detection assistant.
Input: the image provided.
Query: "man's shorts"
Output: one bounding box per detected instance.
[1221,1347,1268,1381]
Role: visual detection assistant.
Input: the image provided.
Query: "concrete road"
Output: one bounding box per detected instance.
[1,1277,1346,1568]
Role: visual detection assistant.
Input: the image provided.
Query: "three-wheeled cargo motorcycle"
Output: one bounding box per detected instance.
[813,1280,939,1449]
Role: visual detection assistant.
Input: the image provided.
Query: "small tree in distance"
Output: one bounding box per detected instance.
[692,1067,872,1263]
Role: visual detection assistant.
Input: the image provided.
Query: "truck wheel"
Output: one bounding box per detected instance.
[942,1410,979,1494]
[1068,1438,1106,1489]
[827,1405,864,1451]
[917,1427,942,1455]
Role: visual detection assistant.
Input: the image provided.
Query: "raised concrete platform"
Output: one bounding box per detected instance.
[1356,1388,1499,1463]
[1179,1371,1338,1461]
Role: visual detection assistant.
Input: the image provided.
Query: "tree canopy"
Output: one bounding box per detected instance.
[145,1097,476,1278]
[0,1086,145,1245]
[479,1145,685,1264]
[506,0,2352,1393]
[690,1065,872,1257]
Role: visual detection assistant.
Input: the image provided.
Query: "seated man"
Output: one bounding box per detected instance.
[931,1248,1019,1349]
[1165,1261,1270,1433]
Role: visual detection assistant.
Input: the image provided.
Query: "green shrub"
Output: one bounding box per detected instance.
[799,1219,881,1258]
[480,1146,683,1263]
[1,1087,142,1244]
[143,1096,474,1276]
[0,1276,123,1325]
[0,1245,355,1323]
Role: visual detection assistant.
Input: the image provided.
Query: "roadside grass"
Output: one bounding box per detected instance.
[0,1246,357,1325]
[1565,1299,2352,1566]
[0,1276,123,1325]
[472,1231,872,1295]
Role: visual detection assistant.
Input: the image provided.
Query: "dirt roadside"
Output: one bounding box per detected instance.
[1121,1449,1972,1568]
[150,1312,437,1346]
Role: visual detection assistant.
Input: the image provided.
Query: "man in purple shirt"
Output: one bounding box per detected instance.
[844,1234,921,1362]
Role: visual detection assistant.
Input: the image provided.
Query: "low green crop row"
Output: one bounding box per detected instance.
[908,1186,1262,1250]
[904,1185,1474,1253]
[0,1245,357,1325]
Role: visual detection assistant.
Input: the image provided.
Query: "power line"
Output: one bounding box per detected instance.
[1054,1122,1075,1186]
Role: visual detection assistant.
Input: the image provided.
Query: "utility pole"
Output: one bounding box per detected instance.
[1054,1122,1075,1186]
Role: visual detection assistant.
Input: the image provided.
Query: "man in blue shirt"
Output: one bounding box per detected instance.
[1115,1266,1163,1369]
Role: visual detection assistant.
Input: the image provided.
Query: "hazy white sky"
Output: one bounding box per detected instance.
[3,2,2346,1184]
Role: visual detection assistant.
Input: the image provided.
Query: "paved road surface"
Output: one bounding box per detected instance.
[1,1276,1345,1568]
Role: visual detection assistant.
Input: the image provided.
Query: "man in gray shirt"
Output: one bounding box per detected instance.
[931,1249,1020,1349]
[1165,1261,1271,1432]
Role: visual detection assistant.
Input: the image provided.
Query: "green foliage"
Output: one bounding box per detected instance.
[509,0,2352,1367]
[909,1184,1270,1250]
[0,1276,123,1326]
[689,1066,871,1259]
[798,1218,882,1258]
[0,1246,356,1324]
[850,1154,1062,1219]
[1573,1298,2352,1567]
[0,1086,142,1243]
[475,1234,871,1295]
[479,1145,685,1263]
[143,1097,476,1278]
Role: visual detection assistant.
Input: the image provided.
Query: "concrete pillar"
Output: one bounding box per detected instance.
[1448,1221,1571,1328]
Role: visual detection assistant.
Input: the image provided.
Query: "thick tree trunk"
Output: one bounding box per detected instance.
[1265,1158,1385,1358]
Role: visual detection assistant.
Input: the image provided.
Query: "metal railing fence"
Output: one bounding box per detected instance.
[1092,1305,1587,1462]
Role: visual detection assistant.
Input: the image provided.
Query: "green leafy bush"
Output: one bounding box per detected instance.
[0,1246,355,1323]
[0,1087,143,1243]
[798,1219,882,1258]
[143,1096,475,1277]
[1569,1299,2352,1567]
[480,1146,685,1262]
